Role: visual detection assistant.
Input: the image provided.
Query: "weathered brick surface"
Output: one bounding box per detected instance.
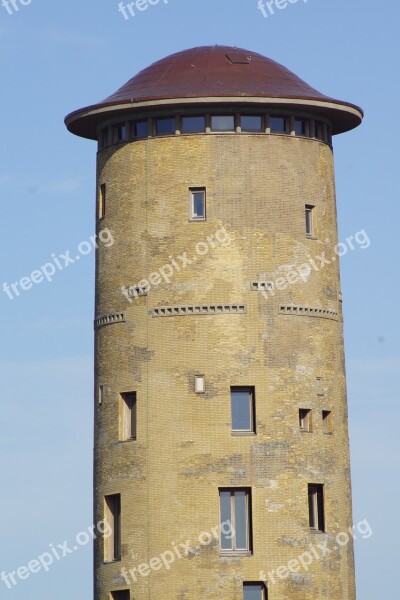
[93,133,355,599]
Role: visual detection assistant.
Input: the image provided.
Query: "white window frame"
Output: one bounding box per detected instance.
[189,188,206,221]
[219,488,252,554]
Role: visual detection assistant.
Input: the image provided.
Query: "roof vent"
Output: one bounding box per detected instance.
[225,53,252,65]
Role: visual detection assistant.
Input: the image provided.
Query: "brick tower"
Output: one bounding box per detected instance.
[65,46,363,600]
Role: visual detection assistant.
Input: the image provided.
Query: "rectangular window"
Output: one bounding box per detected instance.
[111,591,130,600]
[294,118,306,136]
[99,128,109,149]
[316,377,323,395]
[241,115,263,131]
[121,392,137,441]
[104,494,121,561]
[98,384,104,406]
[308,484,325,532]
[189,188,206,220]
[134,120,149,138]
[315,121,324,140]
[305,205,314,236]
[98,184,106,220]
[182,116,205,133]
[211,115,235,131]
[299,408,312,432]
[115,124,127,142]
[322,410,333,434]
[219,489,252,553]
[231,387,255,433]
[155,117,176,135]
[243,582,268,600]
[195,375,205,394]
[270,116,287,133]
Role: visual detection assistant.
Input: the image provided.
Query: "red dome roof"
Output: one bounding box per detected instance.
[65,46,363,139]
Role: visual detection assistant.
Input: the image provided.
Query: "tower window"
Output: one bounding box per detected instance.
[241,115,263,131]
[270,116,287,133]
[189,188,206,221]
[243,583,268,600]
[99,128,109,149]
[231,387,255,433]
[155,117,176,135]
[121,392,137,441]
[134,120,149,138]
[316,377,324,395]
[308,484,325,532]
[111,592,130,600]
[182,116,205,133]
[294,118,306,136]
[211,115,235,131]
[299,408,312,432]
[305,205,315,236]
[98,184,106,220]
[315,121,325,140]
[98,384,104,406]
[219,489,252,553]
[104,494,121,561]
[195,375,205,394]
[115,124,127,142]
[322,410,333,434]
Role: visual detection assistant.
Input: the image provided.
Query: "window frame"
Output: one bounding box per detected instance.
[305,204,315,237]
[299,408,312,433]
[181,115,206,133]
[189,187,206,221]
[211,115,235,132]
[240,115,263,132]
[98,184,106,220]
[322,410,333,434]
[104,494,121,562]
[270,115,288,134]
[155,116,176,136]
[120,392,137,441]
[308,484,325,533]
[219,488,252,554]
[110,591,130,600]
[230,386,256,434]
[243,582,268,600]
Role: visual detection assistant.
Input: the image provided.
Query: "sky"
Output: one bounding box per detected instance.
[0,0,398,598]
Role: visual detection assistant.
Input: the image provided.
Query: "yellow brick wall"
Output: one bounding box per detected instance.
[93,132,355,600]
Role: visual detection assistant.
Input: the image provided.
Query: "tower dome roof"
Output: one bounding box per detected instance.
[65,45,363,139]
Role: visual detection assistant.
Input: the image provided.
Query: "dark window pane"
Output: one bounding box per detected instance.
[116,125,126,141]
[244,584,263,600]
[156,118,176,135]
[294,119,306,136]
[182,116,205,133]
[220,491,232,550]
[234,491,247,549]
[130,394,137,440]
[317,487,325,531]
[135,121,148,138]
[315,122,324,140]
[211,115,235,131]
[241,116,262,131]
[308,487,316,529]
[270,117,286,133]
[231,390,251,430]
[192,192,205,218]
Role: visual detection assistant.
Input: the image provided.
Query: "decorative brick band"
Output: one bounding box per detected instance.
[126,285,148,298]
[250,281,274,291]
[151,304,246,317]
[94,312,126,329]
[279,305,338,320]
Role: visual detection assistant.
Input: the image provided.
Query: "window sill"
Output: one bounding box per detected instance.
[119,438,137,443]
[309,529,325,535]
[323,432,334,436]
[231,431,256,436]
[103,558,121,564]
[300,429,313,434]
[306,235,318,240]
[219,551,252,557]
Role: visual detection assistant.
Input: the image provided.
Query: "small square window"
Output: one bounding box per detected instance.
[121,392,137,441]
[241,116,263,131]
[270,116,287,133]
[104,494,121,561]
[322,410,333,434]
[294,118,306,136]
[98,184,106,220]
[243,582,268,600]
[308,484,325,532]
[305,205,314,237]
[219,488,252,553]
[231,387,255,433]
[182,116,205,133]
[211,115,235,131]
[299,408,312,432]
[134,120,149,138]
[195,375,205,394]
[189,188,206,221]
[156,117,176,135]
[111,591,130,600]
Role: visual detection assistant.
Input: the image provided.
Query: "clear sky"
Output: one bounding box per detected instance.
[0,0,398,598]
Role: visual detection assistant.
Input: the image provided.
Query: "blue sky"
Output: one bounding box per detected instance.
[0,0,398,598]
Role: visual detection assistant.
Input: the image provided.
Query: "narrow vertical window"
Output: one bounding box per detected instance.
[121,392,137,441]
[243,582,268,599]
[98,384,104,406]
[189,188,206,221]
[299,408,312,432]
[104,494,121,561]
[322,410,333,434]
[99,184,106,220]
[219,489,252,553]
[305,204,314,237]
[195,375,205,394]
[316,377,323,395]
[308,484,325,532]
[231,387,255,433]
[111,591,130,600]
